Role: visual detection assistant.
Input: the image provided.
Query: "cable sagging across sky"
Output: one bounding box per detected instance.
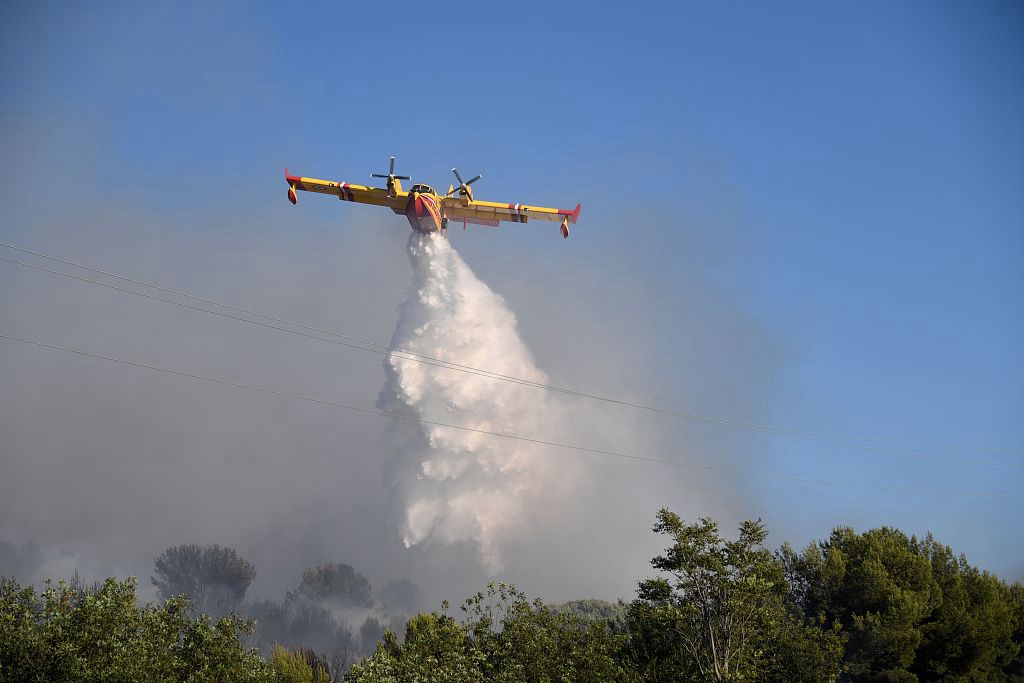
[0,242,1020,468]
[0,332,1014,500]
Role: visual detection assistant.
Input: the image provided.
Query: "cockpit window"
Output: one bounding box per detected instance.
[410,184,437,195]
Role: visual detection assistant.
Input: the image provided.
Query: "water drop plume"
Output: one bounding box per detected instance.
[378,233,575,569]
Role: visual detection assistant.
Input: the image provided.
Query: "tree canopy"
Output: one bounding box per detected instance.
[783,526,1022,681]
[151,544,256,618]
[0,577,272,682]
[625,510,843,682]
[292,563,373,609]
[346,583,628,682]
[4,509,1022,682]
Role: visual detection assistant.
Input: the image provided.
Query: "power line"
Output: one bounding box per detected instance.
[2,246,1019,466]
[0,241,1018,462]
[0,250,556,383]
[0,332,1013,498]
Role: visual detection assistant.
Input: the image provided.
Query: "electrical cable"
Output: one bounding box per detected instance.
[1,245,1019,467]
[0,332,1013,498]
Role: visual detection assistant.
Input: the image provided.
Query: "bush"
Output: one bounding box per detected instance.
[0,576,273,682]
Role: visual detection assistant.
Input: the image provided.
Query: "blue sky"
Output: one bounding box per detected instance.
[1,1,1022,592]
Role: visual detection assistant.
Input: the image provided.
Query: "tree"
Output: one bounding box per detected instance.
[551,598,628,625]
[627,509,842,682]
[297,645,333,683]
[461,582,629,682]
[152,543,256,617]
[820,527,933,680]
[293,563,373,609]
[269,645,330,683]
[911,534,1018,680]
[625,594,698,682]
[270,645,315,683]
[347,584,629,682]
[346,611,484,683]
[245,597,357,671]
[752,612,845,683]
[784,526,1023,681]
[0,576,273,682]
[1005,583,1024,682]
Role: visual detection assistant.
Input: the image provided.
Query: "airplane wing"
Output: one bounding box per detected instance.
[441,196,582,238]
[285,169,406,213]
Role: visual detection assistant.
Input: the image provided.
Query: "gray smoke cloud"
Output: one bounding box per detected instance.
[0,4,784,608]
[0,191,775,606]
[0,156,781,606]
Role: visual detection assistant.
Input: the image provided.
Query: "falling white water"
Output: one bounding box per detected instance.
[378,232,573,569]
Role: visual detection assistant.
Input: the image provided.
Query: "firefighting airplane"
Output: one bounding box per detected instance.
[285,157,582,238]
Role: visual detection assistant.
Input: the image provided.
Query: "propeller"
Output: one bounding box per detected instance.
[371,156,410,181]
[446,167,482,199]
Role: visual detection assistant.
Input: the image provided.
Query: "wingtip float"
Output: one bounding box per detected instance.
[284,158,582,239]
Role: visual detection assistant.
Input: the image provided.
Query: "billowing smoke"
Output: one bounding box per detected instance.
[378,233,578,569]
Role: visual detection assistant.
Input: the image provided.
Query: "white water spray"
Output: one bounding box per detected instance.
[378,233,575,569]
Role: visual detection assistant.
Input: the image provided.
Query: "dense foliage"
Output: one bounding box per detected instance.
[624,511,843,682]
[782,527,1024,681]
[0,577,272,682]
[346,583,628,682]
[268,645,330,683]
[3,509,1021,682]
